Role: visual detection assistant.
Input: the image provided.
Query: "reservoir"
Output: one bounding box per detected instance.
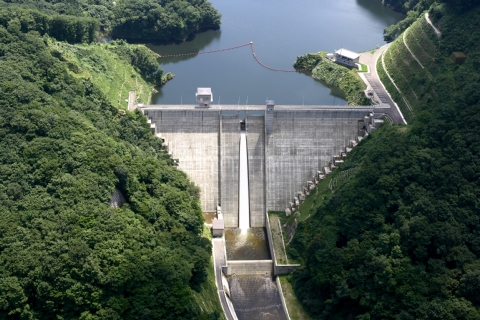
[148,0,404,105]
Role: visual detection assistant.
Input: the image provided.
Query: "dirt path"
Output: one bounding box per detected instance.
[425,13,442,38]
[403,29,424,69]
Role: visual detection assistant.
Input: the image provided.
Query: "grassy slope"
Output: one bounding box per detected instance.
[312,59,369,106]
[50,40,154,109]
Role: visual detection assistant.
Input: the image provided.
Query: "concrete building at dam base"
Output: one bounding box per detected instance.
[139,89,385,229]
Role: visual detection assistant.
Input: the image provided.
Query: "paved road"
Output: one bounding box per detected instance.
[360,45,407,124]
[213,238,237,320]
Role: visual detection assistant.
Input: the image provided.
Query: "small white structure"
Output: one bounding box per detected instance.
[334,48,360,67]
[212,206,224,237]
[196,87,213,108]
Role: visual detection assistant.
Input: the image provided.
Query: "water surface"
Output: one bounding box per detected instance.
[228,274,287,320]
[225,228,271,260]
[148,0,404,105]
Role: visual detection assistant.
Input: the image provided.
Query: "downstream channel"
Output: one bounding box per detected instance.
[148,0,404,105]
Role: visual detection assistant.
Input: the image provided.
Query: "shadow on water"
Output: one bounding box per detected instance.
[225,228,271,260]
[356,0,406,25]
[228,274,288,320]
[146,28,222,65]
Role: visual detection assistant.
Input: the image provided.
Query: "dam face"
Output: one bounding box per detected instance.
[142,103,373,228]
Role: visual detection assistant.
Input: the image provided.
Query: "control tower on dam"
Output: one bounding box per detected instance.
[141,94,379,228]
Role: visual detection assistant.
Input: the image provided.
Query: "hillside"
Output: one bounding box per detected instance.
[287,3,480,319]
[0,8,223,320]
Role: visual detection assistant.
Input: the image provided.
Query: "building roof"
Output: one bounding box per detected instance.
[197,87,212,96]
[212,218,224,230]
[335,48,360,60]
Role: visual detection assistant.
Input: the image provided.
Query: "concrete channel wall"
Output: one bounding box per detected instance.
[221,115,241,227]
[225,260,274,276]
[246,113,266,228]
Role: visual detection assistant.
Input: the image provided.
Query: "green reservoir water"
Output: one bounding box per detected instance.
[148,0,404,105]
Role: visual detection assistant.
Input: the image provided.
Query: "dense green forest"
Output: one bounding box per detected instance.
[0,0,221,42]
[288,3,480,319]
[0,13,222,320]
[383,0,480,41]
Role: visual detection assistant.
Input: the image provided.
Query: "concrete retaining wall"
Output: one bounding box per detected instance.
[225,260,274,276]
[275,264,301,275]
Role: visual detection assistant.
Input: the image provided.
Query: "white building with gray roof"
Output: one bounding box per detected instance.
[334,48,360,67]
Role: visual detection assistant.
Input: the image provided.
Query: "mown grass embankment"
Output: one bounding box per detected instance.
[279,275,314,320]
[382,14,444,118]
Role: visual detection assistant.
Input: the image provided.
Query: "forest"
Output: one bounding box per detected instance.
[288,2,480,319]
[0,2,223,319]
[383,0,479,41]
[0,0,221,42]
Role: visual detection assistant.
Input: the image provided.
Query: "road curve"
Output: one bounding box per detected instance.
[359,45,407,124]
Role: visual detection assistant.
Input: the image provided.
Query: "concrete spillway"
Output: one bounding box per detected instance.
[238,131,250,230]
[228,274,287,320]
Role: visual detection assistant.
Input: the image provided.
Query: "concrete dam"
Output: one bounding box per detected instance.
[142,101,376,227]
[140,88,385,319]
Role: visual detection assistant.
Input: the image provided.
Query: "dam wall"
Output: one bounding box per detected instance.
[144,109,220,212]
[143,105,374,227]
[265,109,368,211]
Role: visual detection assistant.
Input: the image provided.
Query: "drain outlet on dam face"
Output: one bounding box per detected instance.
[240,120,246,131]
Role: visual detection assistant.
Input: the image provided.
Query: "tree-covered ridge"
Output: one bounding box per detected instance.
[383,0,480,41]
[0,0,221,42]
[288,4,480,320]
[0,6,98,43]
[0,23,216,319]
